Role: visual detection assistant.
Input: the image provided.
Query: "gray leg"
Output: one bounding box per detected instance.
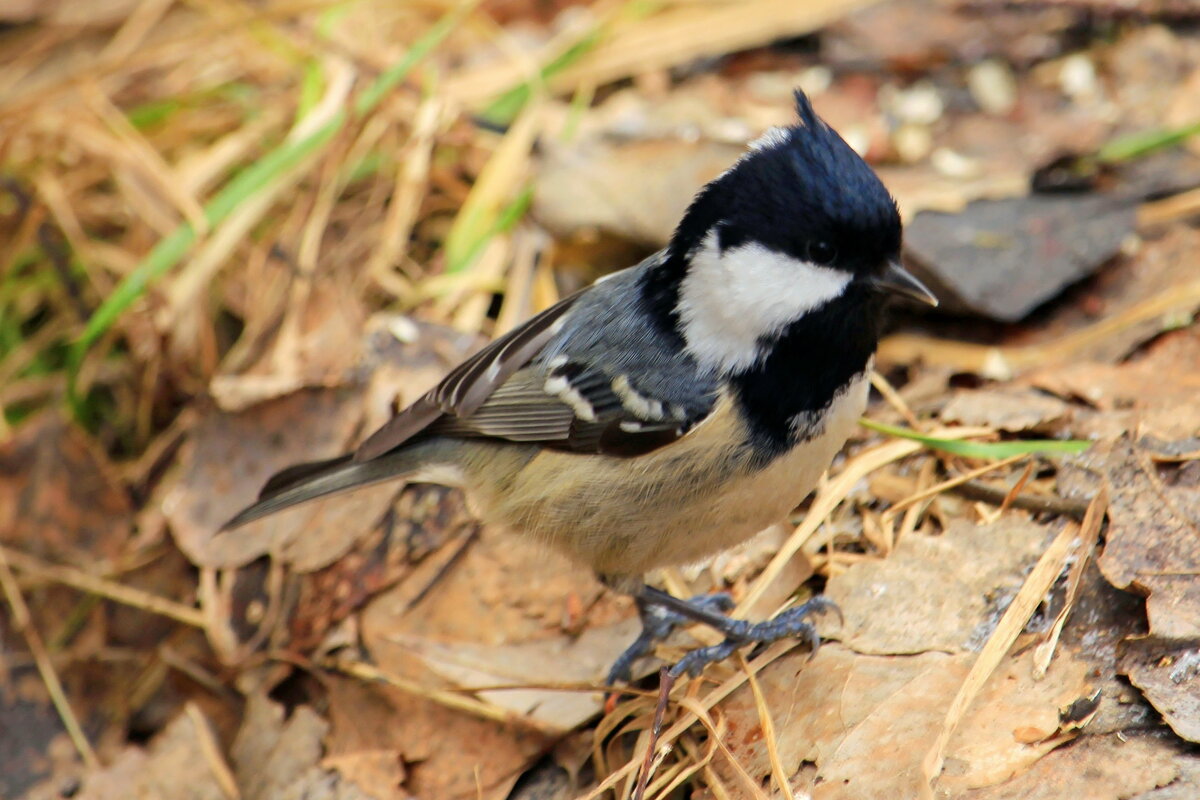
[605,591,734,686]
[606,584,839,685]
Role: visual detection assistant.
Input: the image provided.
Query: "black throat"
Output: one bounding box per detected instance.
[730,284,882,465]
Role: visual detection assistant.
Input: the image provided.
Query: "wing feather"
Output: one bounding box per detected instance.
[426,360,705,456]
[353,262,713,462]
[354,289,585,461]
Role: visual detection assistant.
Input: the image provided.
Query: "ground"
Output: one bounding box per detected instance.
[0,1,1198,799]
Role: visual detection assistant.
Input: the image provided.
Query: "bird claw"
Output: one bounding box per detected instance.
[606,592,734,686]
[606,591,837,686]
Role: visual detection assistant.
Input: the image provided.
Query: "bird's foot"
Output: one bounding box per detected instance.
[666,596,838,677]
[605,592,734,686]
[606,585,839,686]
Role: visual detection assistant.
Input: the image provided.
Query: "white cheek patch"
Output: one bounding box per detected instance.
[677,230,852,372]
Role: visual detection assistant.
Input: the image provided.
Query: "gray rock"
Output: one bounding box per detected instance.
[903,193,1137,322]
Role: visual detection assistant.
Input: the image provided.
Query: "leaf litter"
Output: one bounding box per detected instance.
[3,1,1200,799]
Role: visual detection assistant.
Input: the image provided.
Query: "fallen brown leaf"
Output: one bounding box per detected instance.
[324,675,548,800]
[953,732,1184,800]
[69,708,229,800]
[1081,437,1200,641]
[825,518,1050,655]
[714,644,1088,799]
[940,388,1068,433]
[1121,639,1200,745]
[0,413,131,561]
[321,750,408,800]
[162,387,378,571]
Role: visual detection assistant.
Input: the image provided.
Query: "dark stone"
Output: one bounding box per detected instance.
[903,193,1138,322]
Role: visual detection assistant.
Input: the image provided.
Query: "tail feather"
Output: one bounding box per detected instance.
[221,447,434,531]
[258,455,353,499]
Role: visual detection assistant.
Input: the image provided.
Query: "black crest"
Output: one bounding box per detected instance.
[681,90,898,271]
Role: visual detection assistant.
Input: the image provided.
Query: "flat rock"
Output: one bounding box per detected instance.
[903,193,1137,322]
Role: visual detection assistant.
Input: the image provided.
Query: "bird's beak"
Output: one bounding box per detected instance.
[875,261,938,306]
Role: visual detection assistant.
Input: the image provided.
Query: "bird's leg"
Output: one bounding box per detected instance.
[606,584,838,685]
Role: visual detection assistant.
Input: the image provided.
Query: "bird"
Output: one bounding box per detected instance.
[223,89,936,685]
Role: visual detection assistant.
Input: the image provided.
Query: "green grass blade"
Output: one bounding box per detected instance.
[66,4,473,412]
[479,30,602,126]
[353,2,472,118]
[1098,118,1200,164]
[860,418,1092,458]
[126,98,182,130]
[68,112,344,387]
[446,185,533,274]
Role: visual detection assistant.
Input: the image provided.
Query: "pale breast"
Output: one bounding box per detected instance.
[471,375,869,577]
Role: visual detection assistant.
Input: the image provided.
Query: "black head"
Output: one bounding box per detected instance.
[639,89,934,383]
[669,90,901,278]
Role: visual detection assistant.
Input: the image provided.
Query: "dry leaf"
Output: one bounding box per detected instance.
[715,645,1088,799]
[825,519,1050,655]
[1,668,90,799]
[324,676,548,800]
[1075,437,1200,641]
[320,750,408,800]
[70,709,228,800]
[1121,639,1200,745]
[535,137,741,245]
[210,273,368,411]
[1028,328,1200,441]
[953,733,1184,800]
[162,387,378,570]
[385,620,639,731]
[940,388,1068,433]
[0,413,131,560]
[360,524,623,655]
[166,315,479,572]
[286,484,478,652]
[233,693,330,800]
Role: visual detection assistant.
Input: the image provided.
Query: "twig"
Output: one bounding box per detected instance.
[186,702,240,799]
[740,653,793,800]
[948,481,1090,519]
[998,459,1036,516]
[921,520,1079,789]
[0,547,99,769]
[882,454,1027,521]
[1033,489,1109,677]
[869,369,922,430]
[650,730,720,799]
[632,668,676,800]
[878,278,1200,377]
[674,698,769,800]
[574,639,797,800]
[0,545,205,628]
[738,426,993,616]
[1139,185,1200,228]
[326,657,560,734]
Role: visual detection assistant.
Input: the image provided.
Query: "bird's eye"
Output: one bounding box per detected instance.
[807,240,837,265]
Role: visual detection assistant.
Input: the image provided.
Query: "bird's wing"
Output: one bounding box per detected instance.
[354,287,587,461]
[356,267,716,461]
[426,357,711,457]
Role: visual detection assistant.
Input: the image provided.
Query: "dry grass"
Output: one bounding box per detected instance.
[0,0,863,444]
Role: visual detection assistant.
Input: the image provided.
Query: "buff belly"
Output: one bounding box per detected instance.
[463,376,868,577]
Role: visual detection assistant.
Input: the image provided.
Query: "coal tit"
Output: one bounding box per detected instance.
[224,90,936,683]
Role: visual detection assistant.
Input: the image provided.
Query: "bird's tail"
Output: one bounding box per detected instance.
[221,442,445,531]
